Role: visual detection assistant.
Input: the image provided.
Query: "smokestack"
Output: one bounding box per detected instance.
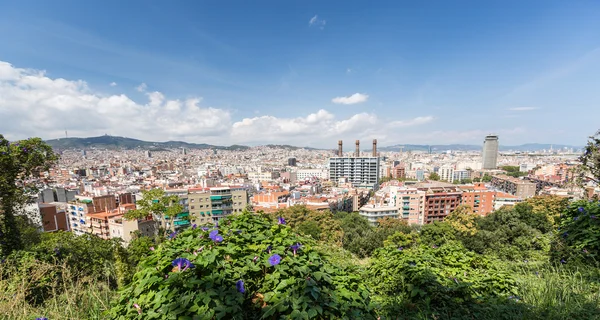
[373,139,377,157]
[338,140,343,157]
[355,140,360,157]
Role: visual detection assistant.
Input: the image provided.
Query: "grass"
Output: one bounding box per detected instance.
[2,258,600,319]
[0,260,113,320]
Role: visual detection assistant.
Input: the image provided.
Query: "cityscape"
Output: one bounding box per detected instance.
[1,1,600,319]
[30,134,584,243]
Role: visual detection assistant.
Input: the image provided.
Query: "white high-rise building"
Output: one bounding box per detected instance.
[329,157,380,189]
[482,135,499,169]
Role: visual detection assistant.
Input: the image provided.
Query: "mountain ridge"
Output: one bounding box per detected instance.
[44,135,582,152]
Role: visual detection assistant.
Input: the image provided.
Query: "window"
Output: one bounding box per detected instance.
[191,206,195,209]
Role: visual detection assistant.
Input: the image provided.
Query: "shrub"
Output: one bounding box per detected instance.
[552,200,600,265]
[109,212,375,319]
[367,240,516,318]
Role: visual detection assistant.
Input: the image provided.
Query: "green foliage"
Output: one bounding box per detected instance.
[576,130,600,186]
[0,135,58,256]
[367,240,516,318]
[275,206,343,245]
[420,222,457,246]
[524,195,570,226]
[552,200,600,265]
[109,212,375,319]
[481,174,493,182]
[335,212,381,258]
[461,205,553,261]
[429,172,440,181]
[124,188,183,235]
[501,166,527,178]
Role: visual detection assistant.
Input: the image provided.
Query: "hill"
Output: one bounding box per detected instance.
[45,135,249,151]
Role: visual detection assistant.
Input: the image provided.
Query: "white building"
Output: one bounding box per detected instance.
[296,169,328,180]
[359,205,399,226]
[329,157,380,189]
[439,166,455,183]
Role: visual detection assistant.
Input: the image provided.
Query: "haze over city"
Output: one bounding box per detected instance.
[1,0,600,147]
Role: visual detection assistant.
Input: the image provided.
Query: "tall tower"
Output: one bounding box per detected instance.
[482,135,499,169]
[355,140,360,157]
[372,139,377,157]
[338,140,343,157]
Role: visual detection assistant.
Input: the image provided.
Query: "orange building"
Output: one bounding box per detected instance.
[458,183,495,215]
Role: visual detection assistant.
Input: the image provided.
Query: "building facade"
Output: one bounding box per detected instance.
[188,186,248,224]
[329,157,380,189]
[482,135,499,169]
[359,205,399,225]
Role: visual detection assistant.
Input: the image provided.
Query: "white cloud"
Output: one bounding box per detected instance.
[0,60,231,142]
[508,107,540,111]
[136,82,147,92]
[0,60,443,147]
[109,82,117,87]
[309,15,326,29]
[346,68,352,74]
[389,116,434,127]
[331,93,369,105]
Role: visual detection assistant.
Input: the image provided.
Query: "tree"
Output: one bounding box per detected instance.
[429,172,440,181]
[576,130,600,186]
[481,174,492,182]
[123,188,183,235]
[275,206,343,245]
[445,205,478,236]
[0,135,57,256]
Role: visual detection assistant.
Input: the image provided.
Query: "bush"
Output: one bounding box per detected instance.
[109,212,375,319]
[367,240,516,318]
[552,200,600,265]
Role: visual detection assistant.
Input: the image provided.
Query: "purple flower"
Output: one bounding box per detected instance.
[432,245,438,249]
[563,232,568,238]
[574,216,579,221]
[133,303,142,314]
[215,221,219,228]
[253,256,258,262]
[236,280,245,293]
[236,229,242,234]
[172,257,195,272]
[192,224,197,229]
[560,259,566,264]
[201,227,209,231]
[168,231,177,239]
[265,245,272,253]
[268,254,281,266]
[453,278,459,284]
[578,207,585,213]
[583,249,589,254]
[278,216,286,225]
[149,246,155,251]
[290,243,302,255]
[398,247,404,251]
[209,230,219,240]
[213,235,223,243]
[35,318,48,320]
[592,215,597,219]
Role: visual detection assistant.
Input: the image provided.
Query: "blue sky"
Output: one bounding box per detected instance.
[0,0,599,147]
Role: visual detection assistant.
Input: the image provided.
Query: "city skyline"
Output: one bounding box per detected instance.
[1,1,600,147]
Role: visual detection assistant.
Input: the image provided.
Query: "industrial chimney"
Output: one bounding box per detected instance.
[372,139,377,157]
[338,140,343,157]
[355,140,360,157]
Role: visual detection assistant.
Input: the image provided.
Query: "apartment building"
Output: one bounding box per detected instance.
[491,175,536,199]
[108,213,157,246]
[296,169,328,180]
[188,186,248,224]
[329,157,380,189]
[420,186,462,223]
[359,205,400,226]
[458,183,495,215]
[39,203,70,232]
[389,186,426,225]
[66,195,112,235]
